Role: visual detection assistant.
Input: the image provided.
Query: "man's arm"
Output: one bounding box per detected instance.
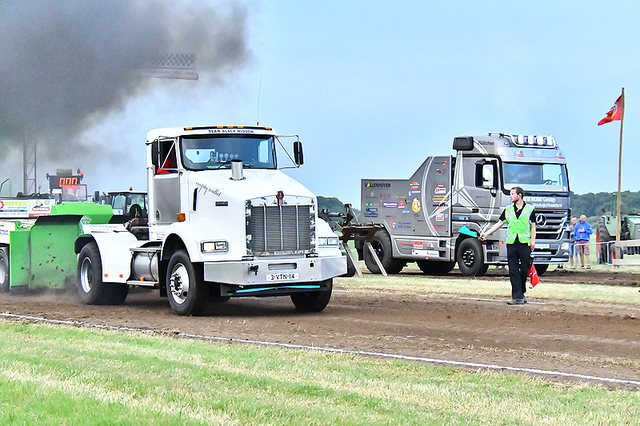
[530,221,536,251]
[479,220,504,241]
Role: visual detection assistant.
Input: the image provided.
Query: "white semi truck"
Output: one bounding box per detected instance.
[75,125,346,315]
[344,133,571,276]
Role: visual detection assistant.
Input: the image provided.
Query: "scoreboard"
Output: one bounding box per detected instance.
[49,175,83,190]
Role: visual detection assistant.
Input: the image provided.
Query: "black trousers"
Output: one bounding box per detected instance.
[507,242,531,300]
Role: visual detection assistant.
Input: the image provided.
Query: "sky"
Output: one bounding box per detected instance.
[1,0,639,207]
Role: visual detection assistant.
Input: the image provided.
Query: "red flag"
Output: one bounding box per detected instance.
[598,94,624,125]
[528,264,539,287]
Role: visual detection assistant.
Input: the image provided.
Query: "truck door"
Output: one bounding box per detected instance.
[452,156,501,228]
[474,159,500,219]
[152,138,180,225]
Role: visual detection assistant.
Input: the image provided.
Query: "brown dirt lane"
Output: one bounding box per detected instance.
[0,268,639,389]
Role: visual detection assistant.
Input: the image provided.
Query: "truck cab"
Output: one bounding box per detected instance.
[104,190,148,217]
[451,133,570,274]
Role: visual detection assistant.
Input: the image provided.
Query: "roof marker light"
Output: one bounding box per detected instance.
[512,133,557,148]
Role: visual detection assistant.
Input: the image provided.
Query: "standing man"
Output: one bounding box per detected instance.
[574,214,593,269]
[479,186,536,305]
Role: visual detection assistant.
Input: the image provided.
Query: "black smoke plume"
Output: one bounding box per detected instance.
[0,0,250,193]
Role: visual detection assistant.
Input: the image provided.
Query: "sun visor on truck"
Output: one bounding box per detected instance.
[453,136,474,151]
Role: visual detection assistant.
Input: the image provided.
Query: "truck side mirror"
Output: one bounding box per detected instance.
[482,164,494,189]
[475,161,495,190]
[294,140,304,166]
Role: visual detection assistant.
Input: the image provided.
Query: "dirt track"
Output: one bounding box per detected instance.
[1,267,639,389]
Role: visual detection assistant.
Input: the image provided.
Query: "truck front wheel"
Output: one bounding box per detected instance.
[456,238,488,276]
[342,256,356,277]
[290,279,333,312]
[0,247,9,292]
[534,264,548,275]
[77,242,129,305]
[166,250,209,316]
[364,230,405,274]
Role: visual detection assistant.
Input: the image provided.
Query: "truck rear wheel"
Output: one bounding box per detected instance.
[456,238,487,276]
[416,260,455,275]
[290,279,333,312]
[364,230,405,274]
[77,242,129,305]
[167,250,209,316]
[0,247,9,292]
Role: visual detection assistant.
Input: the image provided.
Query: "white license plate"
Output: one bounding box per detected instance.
[536,243,550,249]
[266,273,299,282]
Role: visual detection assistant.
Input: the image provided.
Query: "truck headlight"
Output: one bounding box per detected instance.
[317,236,339,247]
[201,240,228,253]
[561,242,569,250]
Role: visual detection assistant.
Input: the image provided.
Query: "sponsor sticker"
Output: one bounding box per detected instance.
[391,222,412,229]
[412,198,421,213]
[412,249,440,257]
[365,182,391,188]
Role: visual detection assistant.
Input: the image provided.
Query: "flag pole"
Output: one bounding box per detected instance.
[615,87,625,261]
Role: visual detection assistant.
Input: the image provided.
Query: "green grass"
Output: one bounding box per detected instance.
[0,320,639,425]
[337,263,640,306]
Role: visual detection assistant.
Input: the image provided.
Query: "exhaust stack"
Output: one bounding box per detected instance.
[230,159,244,181]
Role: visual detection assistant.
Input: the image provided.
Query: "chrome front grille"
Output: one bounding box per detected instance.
[535,210,569,240]
[248,204,313,255]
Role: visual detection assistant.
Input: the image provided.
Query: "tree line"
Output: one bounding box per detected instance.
[570,190,640,223]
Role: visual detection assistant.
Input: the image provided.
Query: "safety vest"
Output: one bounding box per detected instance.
[505,203,535,244]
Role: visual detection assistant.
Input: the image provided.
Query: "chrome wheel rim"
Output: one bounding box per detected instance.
[169,264,190,305]
[80,257,93,293]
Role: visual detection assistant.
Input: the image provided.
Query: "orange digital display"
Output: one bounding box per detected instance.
[59,177,78,185]
[49,175,82,190]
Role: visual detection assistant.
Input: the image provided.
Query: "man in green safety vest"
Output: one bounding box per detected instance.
[479,186,536,305]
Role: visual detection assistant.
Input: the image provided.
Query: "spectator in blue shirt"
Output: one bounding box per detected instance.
[574,215,593,269]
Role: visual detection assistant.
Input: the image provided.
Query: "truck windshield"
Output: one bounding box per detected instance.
[503,162,569,192]
[180,136,276,170]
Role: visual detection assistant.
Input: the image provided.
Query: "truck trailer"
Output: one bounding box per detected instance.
[346,133,571,276]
